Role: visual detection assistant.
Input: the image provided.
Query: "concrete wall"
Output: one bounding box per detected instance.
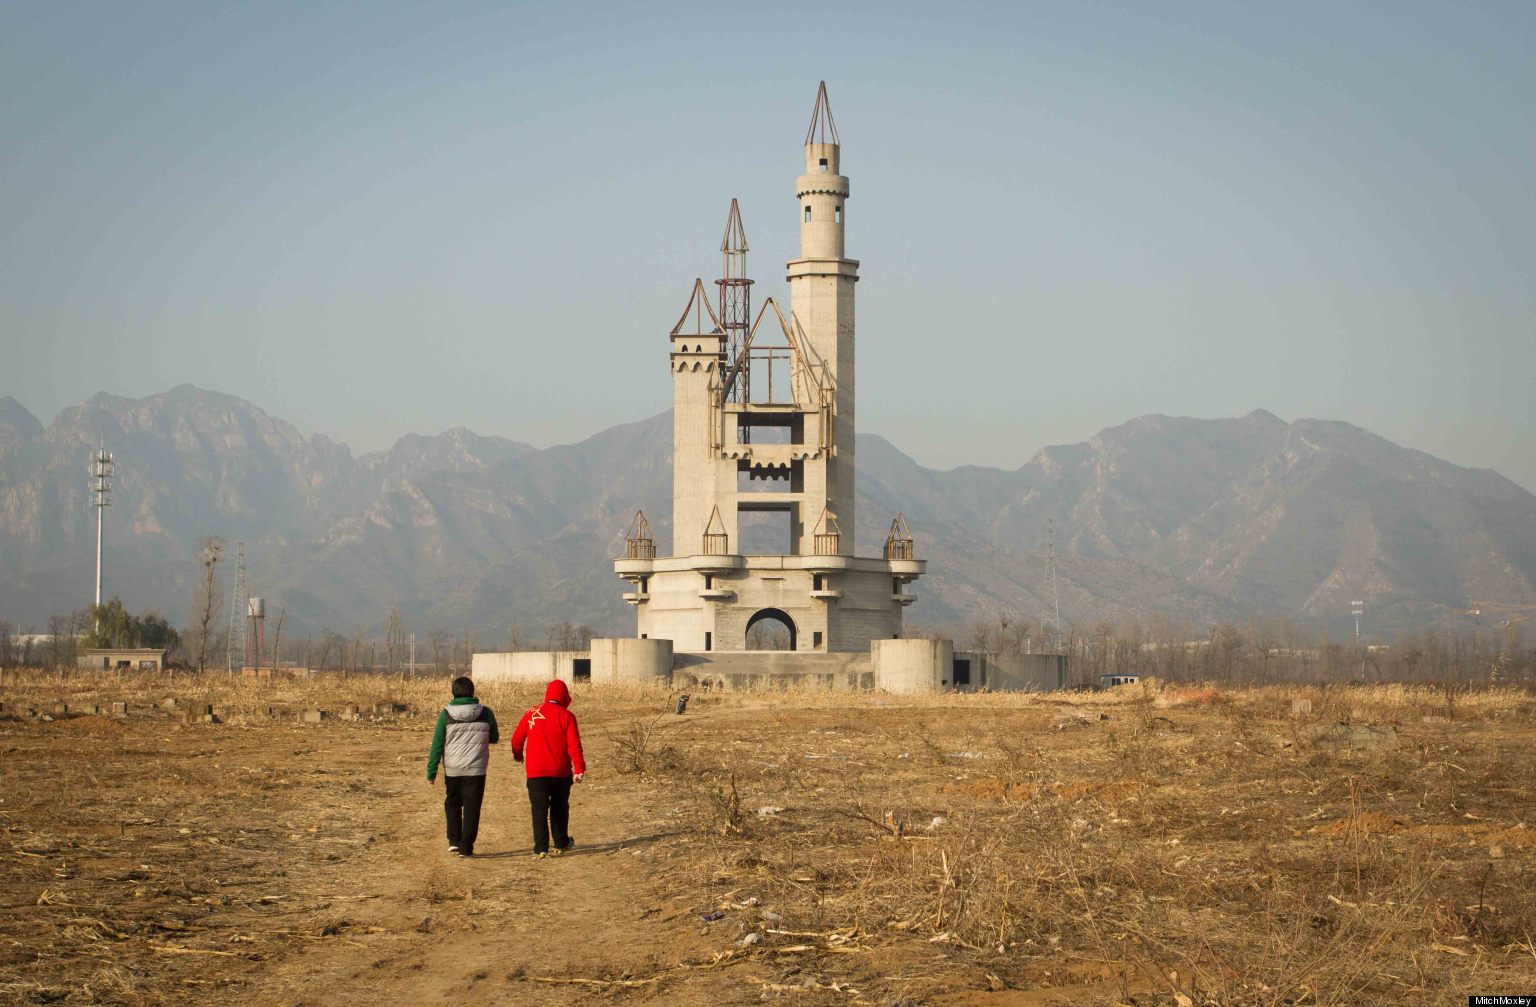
[471,650,587,684]
[951,651,1070,693]
[673,650,871,691]
[871,638,952,694]
[589,638,672,685]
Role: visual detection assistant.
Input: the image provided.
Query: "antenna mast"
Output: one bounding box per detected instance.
[226,543,247,675]
[89,445,114,614]
[1047,519,1063,653]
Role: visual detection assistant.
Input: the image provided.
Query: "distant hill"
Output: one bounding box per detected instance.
[1,386,1532,642]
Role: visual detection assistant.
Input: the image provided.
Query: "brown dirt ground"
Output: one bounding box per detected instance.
[3,678,1536,1005]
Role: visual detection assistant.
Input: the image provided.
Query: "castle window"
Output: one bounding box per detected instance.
[804,205,811,223]
[818,157,828,172]
[705,632,713,652]
[835,204,842,224]
[813,631,823,648]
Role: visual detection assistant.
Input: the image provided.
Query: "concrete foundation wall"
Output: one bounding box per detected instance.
[871,638,952,694]
[950,651,1070,692]
[673,650,871,691]
[589,638,673,685]
[472,650,587,684]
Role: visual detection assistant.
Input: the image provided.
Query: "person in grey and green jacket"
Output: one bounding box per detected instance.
[427,676,499,857]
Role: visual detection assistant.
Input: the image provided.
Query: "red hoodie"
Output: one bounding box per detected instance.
[510,680,586,779]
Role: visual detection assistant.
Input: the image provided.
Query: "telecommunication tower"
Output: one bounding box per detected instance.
[1047,519,1063,653]
[226,543,247,674]
[89,446,114,611]
[1351,599,1364,651]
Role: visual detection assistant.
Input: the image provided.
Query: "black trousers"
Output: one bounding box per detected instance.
[526,776,573,854]
[443,774,486,853]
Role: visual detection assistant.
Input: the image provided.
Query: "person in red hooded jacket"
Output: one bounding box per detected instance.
[510,679,586,858]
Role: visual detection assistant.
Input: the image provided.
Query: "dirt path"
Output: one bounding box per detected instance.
[243,722,744,1006]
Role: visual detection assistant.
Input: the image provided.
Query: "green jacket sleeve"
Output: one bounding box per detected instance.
[487,708,500,745]
[427,709,448,780]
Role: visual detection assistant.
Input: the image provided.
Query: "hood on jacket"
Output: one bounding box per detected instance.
[446,701,484,721]
[544,680,571,707]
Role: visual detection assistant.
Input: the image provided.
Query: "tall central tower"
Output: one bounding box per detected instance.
[616,83,924,654]
[788,82,858,545]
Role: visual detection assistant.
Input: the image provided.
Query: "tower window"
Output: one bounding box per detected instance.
[804,205,811,223]
[818,157,828,172]
[813,631,823,648]
[835,204,842,224]
[704,631,713,652]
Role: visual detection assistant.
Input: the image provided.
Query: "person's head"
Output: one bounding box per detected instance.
[451,676,475,699]
[544,679,571,707]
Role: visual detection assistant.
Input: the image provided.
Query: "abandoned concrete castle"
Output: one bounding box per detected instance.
[474,84,1067,693]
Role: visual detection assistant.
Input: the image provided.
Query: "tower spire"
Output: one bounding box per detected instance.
[805,81,840,145]
[717,198,753,403]
[721,197,748,255]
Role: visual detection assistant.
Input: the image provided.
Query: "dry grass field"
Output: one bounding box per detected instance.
[2,671,1535,1005]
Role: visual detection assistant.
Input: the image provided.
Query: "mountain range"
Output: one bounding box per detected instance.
[1,385,1533,643]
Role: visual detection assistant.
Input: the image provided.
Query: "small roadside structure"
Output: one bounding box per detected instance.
[1100,672,1141,688]
[78,648,167,672]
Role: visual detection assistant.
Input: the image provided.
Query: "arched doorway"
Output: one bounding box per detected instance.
[745,608,797,651]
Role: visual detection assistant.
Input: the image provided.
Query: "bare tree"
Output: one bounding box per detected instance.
[313,631,343,671]
[270,605,287,671]
[188,537,224,673]
[428,630,451,673]
[461,626,476,670]
[505,624,529,653]
[384,603,404,675]
[544,622,593,652]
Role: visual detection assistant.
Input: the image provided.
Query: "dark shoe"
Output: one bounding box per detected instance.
[458,849,474,858]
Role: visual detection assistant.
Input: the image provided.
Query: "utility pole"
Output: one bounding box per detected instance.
[409,632,416,678]
[1047,519,1063,654]
[1351,599,1365,680]
[89,446,114,623]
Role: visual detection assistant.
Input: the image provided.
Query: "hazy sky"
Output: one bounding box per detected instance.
[3,2,1533,488]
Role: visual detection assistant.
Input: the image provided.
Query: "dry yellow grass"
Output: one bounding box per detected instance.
[2,670,1533,1005]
